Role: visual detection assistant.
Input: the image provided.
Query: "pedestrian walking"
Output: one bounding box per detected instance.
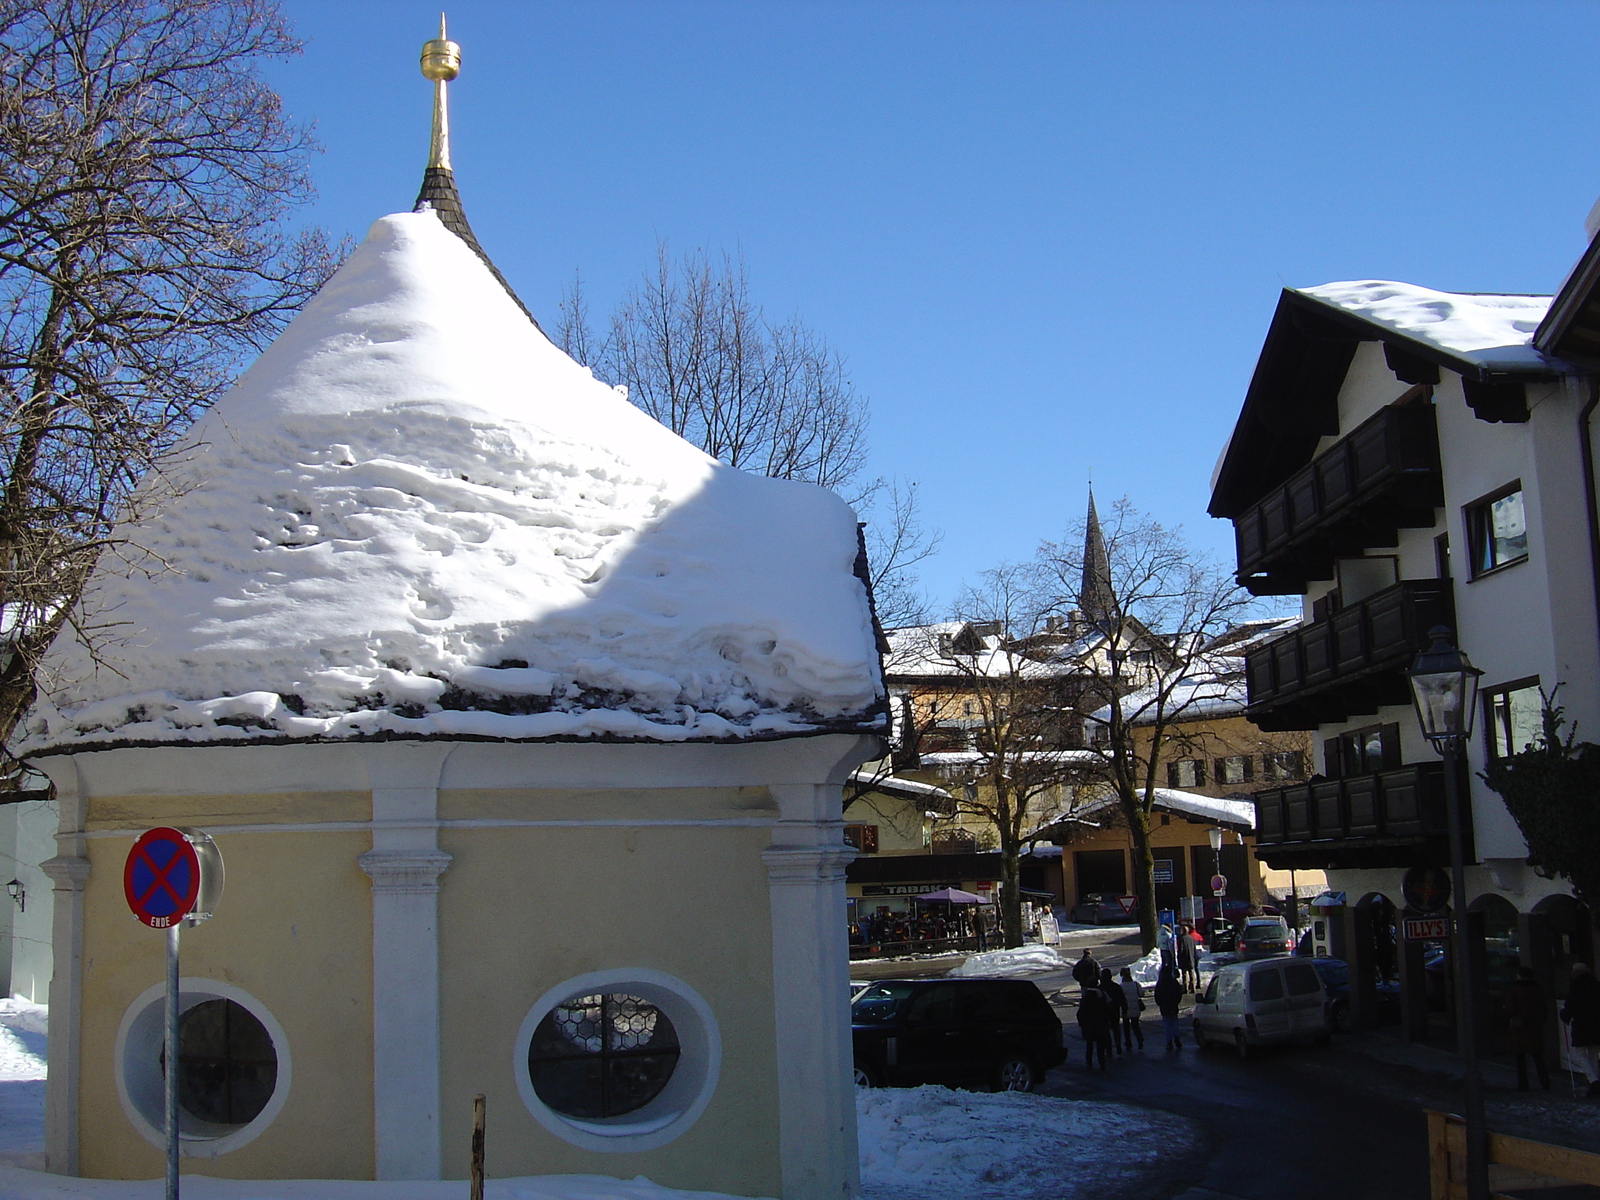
[1076,978,1113,1069]
[1100,968,1128,1057]
[1072,947,1100,990]
[1119,965,1146,1050]
[1158,921,1176,972]
[1175,923,1199,991]
[1561,962,1600,1098]
[1154,964,1184,1050]
[1505,966,1551,1091]
[972,906,988,951]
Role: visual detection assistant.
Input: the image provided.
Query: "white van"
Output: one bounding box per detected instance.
[1192,958,1331,1057]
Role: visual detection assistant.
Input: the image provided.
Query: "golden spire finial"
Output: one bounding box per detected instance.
[420,14,460,170]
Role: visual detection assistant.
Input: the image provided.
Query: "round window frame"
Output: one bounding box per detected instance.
[114,978,291,1158]
[513,968,720,1153]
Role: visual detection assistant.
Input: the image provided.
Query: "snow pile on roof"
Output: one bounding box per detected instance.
[882,624,1072,680]
[857,1085,1197,1200]
[1150,789,1255,828]
[19,211,882,753]
[946,945,1069,978]
[1297,281,1552,373]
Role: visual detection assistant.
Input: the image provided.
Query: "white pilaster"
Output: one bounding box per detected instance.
[764,780,861,1200]
[357,743,454,1181]
[36,756,89,1176]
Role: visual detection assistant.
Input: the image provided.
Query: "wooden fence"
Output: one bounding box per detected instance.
[1426,1109,1600,1199]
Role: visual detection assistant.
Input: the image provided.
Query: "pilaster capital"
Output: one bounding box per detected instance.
[40,854,90,890]
[358,849,453,894]
[761,843,855,886]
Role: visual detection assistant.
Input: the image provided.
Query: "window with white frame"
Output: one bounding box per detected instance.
[1167,758,1205,789]
[1484,678,1542,760]
[1261,751,1305,781]
[1214,755,1252,785]
[1466,483,1528,577]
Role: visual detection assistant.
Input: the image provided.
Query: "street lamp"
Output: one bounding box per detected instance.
[5,878,21,913]
[1407,625,1487,1200]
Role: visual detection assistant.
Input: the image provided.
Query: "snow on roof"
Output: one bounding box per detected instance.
[849,769,955,804]
[18,211,883,753]
[882,623,1079,680]
[1296,281,1552,374]
[1075,787,1255,829]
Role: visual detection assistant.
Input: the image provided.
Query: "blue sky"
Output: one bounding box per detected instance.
[269,1,1600,609]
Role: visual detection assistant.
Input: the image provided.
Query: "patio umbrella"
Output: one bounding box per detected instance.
[916,888,986,904]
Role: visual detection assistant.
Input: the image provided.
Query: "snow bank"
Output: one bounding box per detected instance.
[20,211,883,754]
[856,1085,1194,1200]
[0,1000,47,1170]
[1297,281,1552,372]
[946,945,1068,978]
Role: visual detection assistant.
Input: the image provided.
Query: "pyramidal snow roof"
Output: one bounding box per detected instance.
[19,210,885,753]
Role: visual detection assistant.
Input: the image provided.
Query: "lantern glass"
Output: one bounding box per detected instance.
[1208,827,1223,853]
[1407,626,1482,747]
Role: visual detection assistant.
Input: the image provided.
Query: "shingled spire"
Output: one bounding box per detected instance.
[1080,487,1114,628]
[413,16,542,330]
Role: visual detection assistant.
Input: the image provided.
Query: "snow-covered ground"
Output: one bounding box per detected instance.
[0,1000,1194,1200]
[857,1085,1194,1200]
[0,998,48,1171]
[945,945,1069,978]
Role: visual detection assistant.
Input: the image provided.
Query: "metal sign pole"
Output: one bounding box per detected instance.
[165,921,180,1200]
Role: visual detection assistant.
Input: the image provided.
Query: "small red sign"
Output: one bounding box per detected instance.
[1210,874,1228,894]
[1404,916,1450,941]
[124,828,201,928]
[1117,895,1137,915]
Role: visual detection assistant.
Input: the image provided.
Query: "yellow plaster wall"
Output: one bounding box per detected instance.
[84,790,370,831]
[78,800,374,1181]
[436,812,780,1198]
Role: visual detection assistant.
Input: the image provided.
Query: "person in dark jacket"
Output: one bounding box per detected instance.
[1119,966,1146,1050]
[1072,948,1100,990]
[1076,979,1112,1069]
[1505,966,1550,1091]
[1100,968,1128,1058]
[1561,962,1600,1097]
[1153,964,1185,1050]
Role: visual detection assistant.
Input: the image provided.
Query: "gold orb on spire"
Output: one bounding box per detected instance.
[421,14,460,81]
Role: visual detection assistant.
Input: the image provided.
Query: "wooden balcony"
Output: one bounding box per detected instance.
[1232,404,1443,595]
[1253,762,1449,869]
[1245,579,1454,731]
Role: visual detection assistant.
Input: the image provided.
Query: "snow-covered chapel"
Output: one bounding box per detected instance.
[19,26,884,1200]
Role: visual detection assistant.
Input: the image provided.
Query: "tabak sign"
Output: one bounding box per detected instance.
[124,827,224,928]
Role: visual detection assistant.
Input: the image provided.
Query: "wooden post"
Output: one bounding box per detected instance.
[1426,1109,1450,1200]
[469,1094,485,1200]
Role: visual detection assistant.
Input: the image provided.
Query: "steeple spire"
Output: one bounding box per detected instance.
[1080,487,1114,627]
[412,16,541,329]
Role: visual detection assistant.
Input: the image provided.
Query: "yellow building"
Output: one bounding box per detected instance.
[23,43,882,1200]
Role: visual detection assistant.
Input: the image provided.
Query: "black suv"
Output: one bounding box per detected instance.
[851,978,1066,1092]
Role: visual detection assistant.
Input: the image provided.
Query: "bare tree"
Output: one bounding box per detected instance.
[557,244,939,625]
[0,0,336,764]
[892,567,1088,948]
[1037,498,1260,953]
[558,244,868,491]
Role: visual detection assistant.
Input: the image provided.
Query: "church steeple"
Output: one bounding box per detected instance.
[413,16,541,329]
[1080,487,1114,627]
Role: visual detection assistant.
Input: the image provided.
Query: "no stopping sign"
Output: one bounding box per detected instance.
[124,827,209,928]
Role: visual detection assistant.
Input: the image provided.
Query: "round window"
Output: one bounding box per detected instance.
[115,980,290,1157]
[513,969,719,1153]
[527,993,680,1118]
[170,999,278,1127]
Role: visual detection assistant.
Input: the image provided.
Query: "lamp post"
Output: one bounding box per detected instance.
[1408,625,1487,1200]
[1208,826,1224,942]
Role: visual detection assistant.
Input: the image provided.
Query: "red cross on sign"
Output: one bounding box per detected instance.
[124,828,202,928]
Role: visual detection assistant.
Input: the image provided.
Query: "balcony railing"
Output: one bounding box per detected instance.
[1233,404,1443,595]
[1253,762,1448,867]
[1245,578,1454,731]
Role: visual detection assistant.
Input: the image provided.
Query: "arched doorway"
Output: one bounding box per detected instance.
[1468,893,1521,1054]
[1344,893,1399,1030]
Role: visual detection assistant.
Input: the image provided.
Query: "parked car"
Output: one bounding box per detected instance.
[1192,958,1332,1057]
[1311,958,1402,1030]
[851,978,1067,1092]
[1238,917,1293,958]
[1069,893,1136,925]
